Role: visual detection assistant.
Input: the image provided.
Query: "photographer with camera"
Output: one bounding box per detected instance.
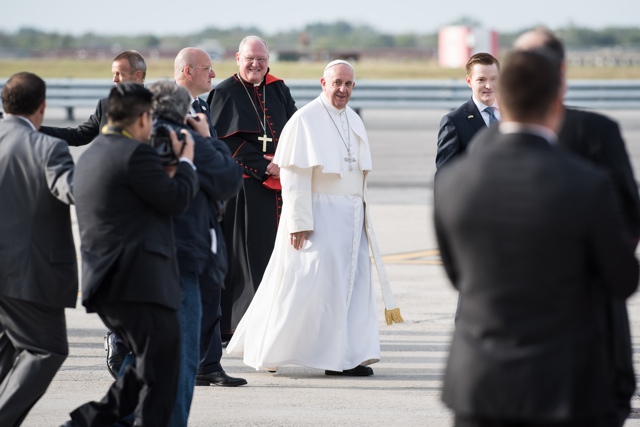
[148,80,243,426]
[63,82,197,427]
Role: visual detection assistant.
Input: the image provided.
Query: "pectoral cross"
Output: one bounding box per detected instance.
[345,155,356,172]
[258,133,273,152]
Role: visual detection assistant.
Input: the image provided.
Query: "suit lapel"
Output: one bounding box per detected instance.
[464,98,486,132]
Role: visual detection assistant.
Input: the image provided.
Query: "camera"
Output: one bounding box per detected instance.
[150,123,185,166]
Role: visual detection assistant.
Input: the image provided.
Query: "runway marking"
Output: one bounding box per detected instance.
[382,249,441,265]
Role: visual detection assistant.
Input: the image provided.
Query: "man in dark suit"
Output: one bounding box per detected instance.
[40,50,146,146]
[174,48,247,387]
[513,27,640,427]
[175,47,218,138]
[0,72,77,426]
[435,52,500,169]
[62,83,198,427]
[513,27,640,240]
[435,50,639,426]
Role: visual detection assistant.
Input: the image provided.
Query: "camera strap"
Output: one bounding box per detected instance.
[101,125,134,139]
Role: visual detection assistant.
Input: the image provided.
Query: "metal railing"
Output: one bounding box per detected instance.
[1,78,639,120]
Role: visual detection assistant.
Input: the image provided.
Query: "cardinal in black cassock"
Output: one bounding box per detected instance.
[208,71,297,339]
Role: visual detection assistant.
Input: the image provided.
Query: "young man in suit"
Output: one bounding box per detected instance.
[61,83,198,427]
[435,49,638,426]
[0,72,77,426]
[435,52,500,169]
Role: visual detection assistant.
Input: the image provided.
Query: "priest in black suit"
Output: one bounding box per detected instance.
[435,50,639,426]
[207,35,297,342]
[0,72,77,426]
[435,52,500,169]
[63,83,198,427]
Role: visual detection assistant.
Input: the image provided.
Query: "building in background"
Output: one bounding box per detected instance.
[438,26,499,68]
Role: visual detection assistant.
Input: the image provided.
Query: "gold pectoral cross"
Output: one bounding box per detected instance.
[258,133,273,152]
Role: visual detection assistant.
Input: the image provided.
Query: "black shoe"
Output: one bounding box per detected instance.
[325,365,374,377]
[195,370,247,387]
[59,421,81,427]
[104,330,130,379]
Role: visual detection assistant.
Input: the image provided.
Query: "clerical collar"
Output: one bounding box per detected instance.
[236,73,264,87]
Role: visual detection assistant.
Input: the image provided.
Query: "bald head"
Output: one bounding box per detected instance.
[513,27,565,63]
[174,47,209,78]
[174,47,216,97]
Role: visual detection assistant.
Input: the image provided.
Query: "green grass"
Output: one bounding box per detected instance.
[1,58,639,80]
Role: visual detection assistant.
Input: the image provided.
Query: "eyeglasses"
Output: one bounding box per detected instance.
[243,56,268,64]
[191,66,214,73]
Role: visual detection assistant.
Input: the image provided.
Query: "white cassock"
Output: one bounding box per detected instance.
[226,94,381,371]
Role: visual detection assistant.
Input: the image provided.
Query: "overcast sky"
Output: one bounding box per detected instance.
[2,0,638,36]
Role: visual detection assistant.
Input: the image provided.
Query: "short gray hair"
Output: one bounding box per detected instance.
[147,80,190,124]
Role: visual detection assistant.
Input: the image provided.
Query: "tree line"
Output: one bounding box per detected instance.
[1,21,639,54]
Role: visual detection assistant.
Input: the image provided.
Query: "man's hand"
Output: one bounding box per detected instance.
[290,231,310,250]
[172,129,194,161]
[264,155,280,177]
[187,113,210,138]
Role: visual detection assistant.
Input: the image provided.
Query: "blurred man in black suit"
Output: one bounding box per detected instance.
[514,27,640,427]
[436,49,638,427]
[469,28,640,426]
[513,27,640,241]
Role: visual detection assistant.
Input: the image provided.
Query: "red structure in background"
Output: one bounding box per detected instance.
[438,26,500,68]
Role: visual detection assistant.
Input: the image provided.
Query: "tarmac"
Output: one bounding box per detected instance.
[19,107,640,426]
